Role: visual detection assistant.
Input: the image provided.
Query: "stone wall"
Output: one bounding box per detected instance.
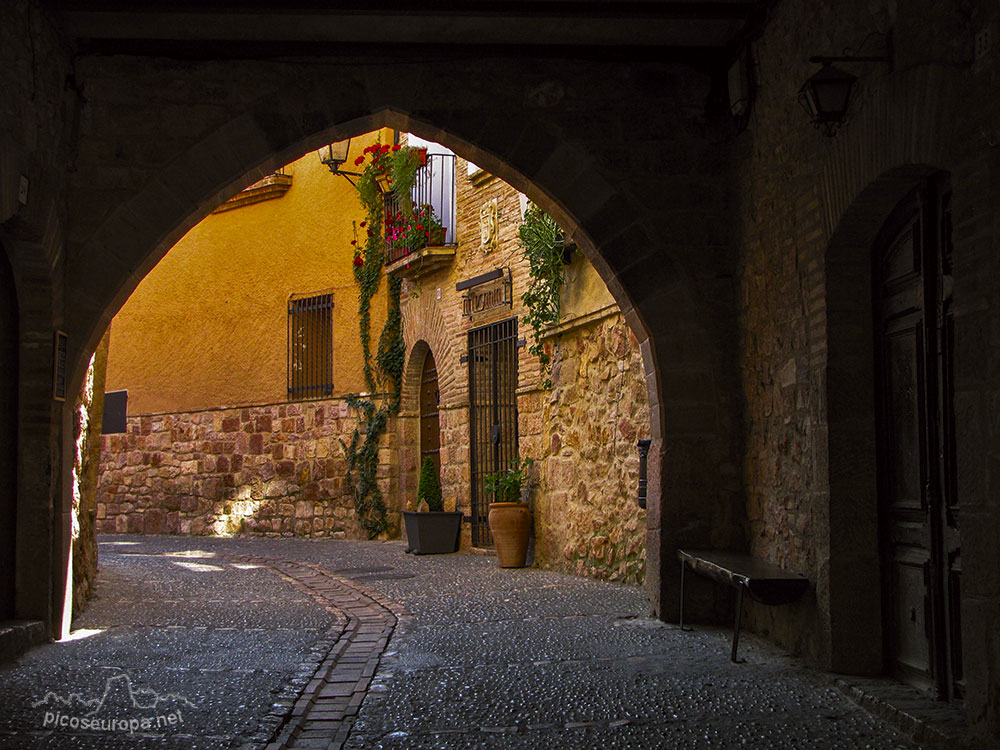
[71,329,110,618]
[397,151,649,584]
[97,399,399,540]
[534,311,649,584]
[0,0,78,632]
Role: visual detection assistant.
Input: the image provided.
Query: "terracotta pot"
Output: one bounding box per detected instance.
[488,502,532,568]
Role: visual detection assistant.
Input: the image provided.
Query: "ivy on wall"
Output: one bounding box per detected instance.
[519,204,569,389]
[342,142,415,537]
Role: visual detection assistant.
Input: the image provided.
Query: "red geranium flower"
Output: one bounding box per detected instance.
[353,255,363,268]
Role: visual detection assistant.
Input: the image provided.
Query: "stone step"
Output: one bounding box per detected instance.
[0,620,47,664]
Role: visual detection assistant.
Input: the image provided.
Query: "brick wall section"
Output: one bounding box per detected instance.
[97,399,399,540]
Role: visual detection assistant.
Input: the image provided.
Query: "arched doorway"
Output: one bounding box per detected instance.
[419,350,440,477]
[873,174,962,700]
[0,244,17,619]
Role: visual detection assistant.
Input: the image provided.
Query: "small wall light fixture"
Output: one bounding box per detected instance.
[798,42,891,136]
[317,138,362,185]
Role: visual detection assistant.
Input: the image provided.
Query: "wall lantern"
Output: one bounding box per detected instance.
[798,39,891,136]
[317,138,362,185]
[797,63,858,136]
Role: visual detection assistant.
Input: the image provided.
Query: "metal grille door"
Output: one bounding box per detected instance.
[468,318,519,547]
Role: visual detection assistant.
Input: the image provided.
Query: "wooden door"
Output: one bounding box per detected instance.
[419,351,440,475]
[874,177,962,699]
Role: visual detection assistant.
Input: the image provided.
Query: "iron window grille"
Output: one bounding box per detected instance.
[287,293,334,400]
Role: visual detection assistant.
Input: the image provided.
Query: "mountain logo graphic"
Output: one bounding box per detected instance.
[32,674,195,734]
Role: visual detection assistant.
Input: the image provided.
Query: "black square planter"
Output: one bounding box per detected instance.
[403,511,463,554]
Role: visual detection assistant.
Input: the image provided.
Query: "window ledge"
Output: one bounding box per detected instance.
[213,173,292,213]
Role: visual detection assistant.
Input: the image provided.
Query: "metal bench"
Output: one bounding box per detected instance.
[678,549,809,662]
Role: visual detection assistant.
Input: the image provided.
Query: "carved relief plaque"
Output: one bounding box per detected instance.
[480,199,499,254]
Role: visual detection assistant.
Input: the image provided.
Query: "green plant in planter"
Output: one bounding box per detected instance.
[483,457,533,504]
[417,456,443,512]
[519,204,569,389]
[390,147,422,217]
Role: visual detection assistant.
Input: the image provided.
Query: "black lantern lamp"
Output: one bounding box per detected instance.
[798,32,891,137]
[317,138,362,184]
[797,63,858,137]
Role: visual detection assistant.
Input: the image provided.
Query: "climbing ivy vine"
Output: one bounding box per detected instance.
[341,141,417,538]
[519,204,569,389]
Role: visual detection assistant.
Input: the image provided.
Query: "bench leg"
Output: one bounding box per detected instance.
[731,585,744,663]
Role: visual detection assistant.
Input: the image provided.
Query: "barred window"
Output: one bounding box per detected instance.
[287,293,333,400]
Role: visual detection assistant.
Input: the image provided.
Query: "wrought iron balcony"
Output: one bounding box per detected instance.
[385,153,457,278]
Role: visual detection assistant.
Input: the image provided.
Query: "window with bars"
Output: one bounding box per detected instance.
[287,293,334,400]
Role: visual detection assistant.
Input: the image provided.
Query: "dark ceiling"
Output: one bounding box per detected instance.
[45,1,771,62]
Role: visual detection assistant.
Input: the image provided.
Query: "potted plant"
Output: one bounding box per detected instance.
[403,456,462,554]
[484,457,534,568]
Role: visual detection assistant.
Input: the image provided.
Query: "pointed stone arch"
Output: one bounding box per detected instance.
[50,56,743,633]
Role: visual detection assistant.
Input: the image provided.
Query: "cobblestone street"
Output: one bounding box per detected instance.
[0,536,928,748]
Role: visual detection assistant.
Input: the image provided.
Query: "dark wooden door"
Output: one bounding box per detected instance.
[875,177,962,700]
[419,351,440,475]
[468,318,518,547]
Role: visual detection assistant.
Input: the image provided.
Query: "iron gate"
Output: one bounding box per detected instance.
[468,317,519,547]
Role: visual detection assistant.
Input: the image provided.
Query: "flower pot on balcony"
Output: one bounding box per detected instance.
[403,510,462,554]
[428,227,447,246]
[488,502,533,567]
[416,147,428,166]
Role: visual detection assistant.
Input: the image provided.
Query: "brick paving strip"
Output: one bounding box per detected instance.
[220,554,406,750]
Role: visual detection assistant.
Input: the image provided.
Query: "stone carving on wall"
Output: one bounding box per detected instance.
[480,199,499,254]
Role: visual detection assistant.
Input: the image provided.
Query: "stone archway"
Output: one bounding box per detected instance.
[50,57,743,633]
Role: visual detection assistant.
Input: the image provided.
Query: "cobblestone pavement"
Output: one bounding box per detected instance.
[0,535,926,749]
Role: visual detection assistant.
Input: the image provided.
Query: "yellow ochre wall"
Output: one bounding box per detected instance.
[105,130,392,415]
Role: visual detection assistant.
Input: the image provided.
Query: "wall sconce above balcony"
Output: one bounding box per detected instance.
[317,138,362,185]
[798,33,892,136]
